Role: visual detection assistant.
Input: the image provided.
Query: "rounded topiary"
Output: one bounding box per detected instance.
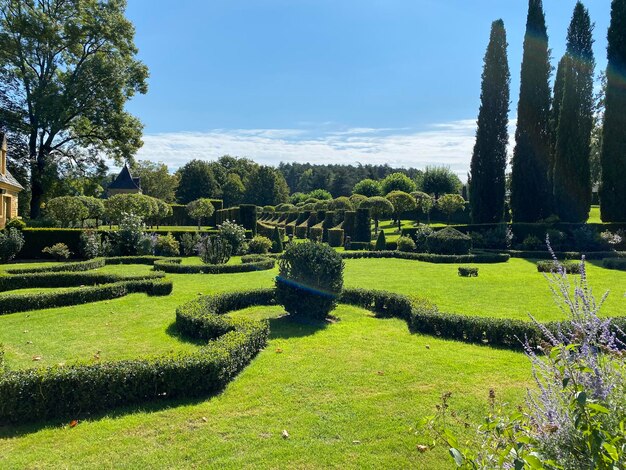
[276,241,344,320]
[426,227,471,255]
[396,235,416,252]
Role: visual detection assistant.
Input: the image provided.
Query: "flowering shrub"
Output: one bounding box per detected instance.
[417,253,626,469]
[248,235,272,255]
[79,230,101,259]
[396,236,416,252]
[219,220,247,255]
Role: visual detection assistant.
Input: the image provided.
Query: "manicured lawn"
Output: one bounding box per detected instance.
[588,205,602,223]
[0,255,621,467]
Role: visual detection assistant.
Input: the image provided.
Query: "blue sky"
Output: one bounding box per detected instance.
[125,0,611,178]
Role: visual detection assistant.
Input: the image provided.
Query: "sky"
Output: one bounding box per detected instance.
[125,0,612,179]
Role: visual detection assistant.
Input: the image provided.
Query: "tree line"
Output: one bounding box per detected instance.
[470,0,626,224]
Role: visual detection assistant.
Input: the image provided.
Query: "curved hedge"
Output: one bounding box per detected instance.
[153,257,275,274]
[0,289,271,423]
[0,278,173,316]
[340,251,510,264]
[6,258,106,274]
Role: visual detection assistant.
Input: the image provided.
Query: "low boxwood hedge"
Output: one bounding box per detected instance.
[6,258,106,274]
[0,271,165,293]
[478,249,626,261]
[536,260,582,274]
[104,256,170,265]
[153,257,275,274]
[602,258,626,271]
[0,289,270,423]
[0,277,173,316]
[340,251,510,264]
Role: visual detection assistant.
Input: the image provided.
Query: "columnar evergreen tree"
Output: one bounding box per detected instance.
[600,0,626,221]
[553,2,595,222]
[469,19,510,224]
[549,57,567,190]
[510,0,553,222]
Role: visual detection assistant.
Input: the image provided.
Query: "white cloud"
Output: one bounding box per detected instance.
[135,119,491,180]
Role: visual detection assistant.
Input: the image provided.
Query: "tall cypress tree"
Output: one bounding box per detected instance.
[510,0,552,222]
[549,56,567,191]
[552,2,595,222]
[600,0,626,222]
[469,20,511,224]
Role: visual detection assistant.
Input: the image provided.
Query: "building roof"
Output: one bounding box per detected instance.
[108,164,141,191]
[0,131,24,191]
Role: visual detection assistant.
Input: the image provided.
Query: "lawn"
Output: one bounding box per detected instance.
[0,255,621,468]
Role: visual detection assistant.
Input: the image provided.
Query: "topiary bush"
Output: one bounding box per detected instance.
[458,266,479,277]
[276,241,344,320]
[0,228,24,263]
[427,227,471,255]
[327,228,344,247]
[271,226,283,253]
[375,230,386,251]
[396,235,416,252]
[248,235,272,254]
[536,260,581,274]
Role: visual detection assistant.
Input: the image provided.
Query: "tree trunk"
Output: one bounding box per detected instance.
[29,133,45,219]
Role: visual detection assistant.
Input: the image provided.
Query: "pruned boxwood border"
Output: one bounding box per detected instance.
[153,257,275,274]
[479,249,626,260]
[602,258,626,271]
[0,289,272,423]
[340,251,510,264]
[6,258,106,274]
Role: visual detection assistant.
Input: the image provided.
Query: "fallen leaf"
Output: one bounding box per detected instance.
[201,417,208,422]
[425,345,430,349]
[69,420,78,428]
[275,348,283,354]
[377,371,384,376]
[352,440,361,445]
[417,445,429,453]
[32,356,42,361]
[282,430,289,439]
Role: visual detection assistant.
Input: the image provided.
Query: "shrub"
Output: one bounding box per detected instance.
[271,226,283,253]
[427,227,471,255]
[458,266,478,277]
[396,236,416,252]
[602,258,626,271]
[571,226,607,251]
[137,233,157,256]
[45,196,89,227]
[409,224,434,252]
[546,228,567,251]
[327,228,344,247]
[197,236,231,265]
[481,225,513,249]
[42,243,72,261]
[0,228,25,263]
[436,193,465,222]
[219,220,247,255]
[110,213,145,256]
[375,230,387,251]
[537,260,582,274]
[521,234,543,251]
[180,232,201,256]
[79,230,101,259]
[5,218,25,230]
[276,241,344,320]
[155,233,180,257]
[248,235,272,254]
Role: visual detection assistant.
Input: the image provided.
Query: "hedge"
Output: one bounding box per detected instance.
[6,258,106,274]
[153,258,275,274]
[602,258,626,271]
[340,251,510,264]
[478,249,626,261]
[0,271,165,293]
[0,278,173,316]
[0,289,270,423]
[536,260,582,274]
[328,228,344,247]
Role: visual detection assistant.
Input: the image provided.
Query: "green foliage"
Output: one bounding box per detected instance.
[510,0,553,222]
[600,0,626,221]
[360,196,394,228]
[180,232,201,256]
[175,160,222,204]
[244,166,290,206]
[110,213,146,256]
[307,189,332,201]
[45,197,89,227]
[349,193,367,208]
[327,197,354,213]
[427,227,472,255]
[411,192,434,223]
[79,230,101,259]
[386,191,417,230]
[553,4,595,223]
[353,208,372,243]
[248,235,272,255]
[437,194,465,222]
[0,228,24,263]
[458,266,479,277]
[420,166,462,198]
[5,218,25,230]
[6,258,105,275]
[602,257,626,271]
[154,257,275,274]
[352,178,382,197]
[469,19,510,224]
[327,228,344,247]
[276,241,345,320]
[0,0,148,218]
[197,236,232,265]
[396,236,416,253]
[381,172,417,195]
[77,196,105,225]
[154,233,180,257]
[271,226,283,254]
[42,243,71,261]
[375,230,387,251]
[522,234,544,250]
[132,160,179,203]
[186,199,215,228]
[536,260,582,274]
[340,251,509,264]
[219,220,247,255]
[0,289,267,423]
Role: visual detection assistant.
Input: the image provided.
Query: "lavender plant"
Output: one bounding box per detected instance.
[418,243,626,469]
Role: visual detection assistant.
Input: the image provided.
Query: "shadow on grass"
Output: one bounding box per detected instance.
[164,322,207,346]
[268,315,329,340]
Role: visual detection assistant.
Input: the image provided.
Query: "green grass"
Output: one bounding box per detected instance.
[588,205,602,223]
[0,255,622,467]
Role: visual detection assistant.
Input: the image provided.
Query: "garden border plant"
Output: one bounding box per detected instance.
[153,257,275,274]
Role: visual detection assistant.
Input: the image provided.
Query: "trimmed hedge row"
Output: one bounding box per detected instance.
[153,258,275,274]
[104,256,169,265]
[0,289,270,423]
[479,249,626,261]
[340,251,510,264]
[536,260,582,274]
[0,271,165,293]
[6,258,106,274]
[0,278,173,316]
[602,258,626,271]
